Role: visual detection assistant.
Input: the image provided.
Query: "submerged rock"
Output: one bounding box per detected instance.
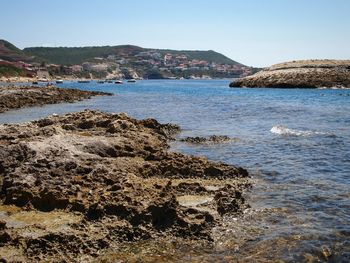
[0,110,250,261]
[180,135,233,144]
[230,59,350,88]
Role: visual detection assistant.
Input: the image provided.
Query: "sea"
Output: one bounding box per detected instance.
[1,79,349,261]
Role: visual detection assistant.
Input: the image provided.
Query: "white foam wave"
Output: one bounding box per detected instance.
[270,125,330,137]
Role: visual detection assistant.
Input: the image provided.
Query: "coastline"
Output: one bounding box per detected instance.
[0,85,112,113]
[0,109,250,261]
[0,79,348,261]
[230,59,350,88]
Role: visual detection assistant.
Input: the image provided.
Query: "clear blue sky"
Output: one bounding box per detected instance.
[1,0,349,67]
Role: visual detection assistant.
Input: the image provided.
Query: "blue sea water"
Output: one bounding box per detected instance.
[1,80,349,261]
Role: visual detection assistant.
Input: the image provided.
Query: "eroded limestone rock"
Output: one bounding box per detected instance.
[0,110,250,261]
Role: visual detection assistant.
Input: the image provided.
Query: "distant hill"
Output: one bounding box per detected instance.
[0,39,32,62]
[23,45,242,66]
[0,39,255,79]
[23,45,143,65]
[156,49,240,65]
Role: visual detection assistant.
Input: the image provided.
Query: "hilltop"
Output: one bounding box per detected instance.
[0,39,255,79]
[230,59,350,88]
[23,45,239,66]
[0,40,32,62]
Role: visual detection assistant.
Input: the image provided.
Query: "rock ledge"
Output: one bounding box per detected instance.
[0,110,250,261]
[230,60,350,88]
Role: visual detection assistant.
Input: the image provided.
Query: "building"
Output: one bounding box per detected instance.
[90,63,108,72]
[164,54,173,65]
[70,65,83,73]
[37,70,50,79]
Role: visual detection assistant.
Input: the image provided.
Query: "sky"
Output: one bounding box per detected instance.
[1,0,349,67]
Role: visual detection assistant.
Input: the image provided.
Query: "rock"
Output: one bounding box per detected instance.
[0,85,112,113]
[230,60,350,88]
[78,120,95,129]
[180,135,232,144]
[0,231,11,244]
[0,220,6,229]
[0,110,250,261]
[214,184,250,215]
[321,245,332,259]
[35,118,54,127]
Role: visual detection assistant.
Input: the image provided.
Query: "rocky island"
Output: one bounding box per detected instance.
[230,59,350,88]
[0,85,112,113]
[0,110,250,262]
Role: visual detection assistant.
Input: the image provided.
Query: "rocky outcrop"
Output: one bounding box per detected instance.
[0,85,112,113]
[230,60,350,88]
[0,110,250,262]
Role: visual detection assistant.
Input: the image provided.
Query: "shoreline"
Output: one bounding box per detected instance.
[0,109,250,261]
[0,77,235,83]
[230,59,350,89]
[0,85,112,113]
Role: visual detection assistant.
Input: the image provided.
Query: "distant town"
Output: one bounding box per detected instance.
[0,39,258,80]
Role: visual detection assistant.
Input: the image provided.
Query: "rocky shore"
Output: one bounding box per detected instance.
[0,85,112,113]
[230,59,350,88]
[0,110,250,262]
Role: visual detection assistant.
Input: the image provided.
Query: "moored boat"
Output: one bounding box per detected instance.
[127,79,136,83]
[78,80,90,83]
[115,80,123,84]
[56,79,64,84]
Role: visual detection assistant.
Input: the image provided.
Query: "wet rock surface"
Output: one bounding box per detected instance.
[179,135,233,144]
[0,110,250,262]
[230,59,350,88]
[0,85,112,113]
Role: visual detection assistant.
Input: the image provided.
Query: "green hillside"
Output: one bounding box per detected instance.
[0,39,31,62]
[0,39,22,53]
[24,45,143,65]
[0,39,253,78]
[156,49,241,65]
[0,64,23,77]
[24,45,241,66]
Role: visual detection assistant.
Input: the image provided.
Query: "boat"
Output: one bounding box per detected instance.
[78,80,90,83]
[56,79,63,84]
[32,81,38,85]
[127,79,136,83]
[107,80,113,83]
[97,80,105,84]
[115,80,123,84]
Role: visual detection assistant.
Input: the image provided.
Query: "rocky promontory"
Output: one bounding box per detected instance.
[0,110,250,262]
[230,59,350,88]
[0,85,112,113]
